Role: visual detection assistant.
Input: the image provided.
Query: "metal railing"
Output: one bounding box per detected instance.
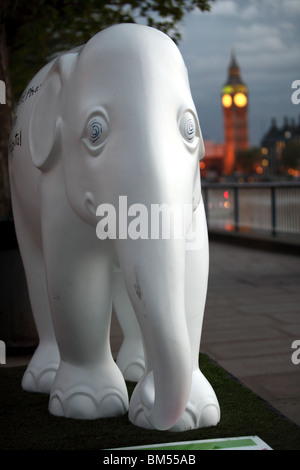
[202,182,300,237]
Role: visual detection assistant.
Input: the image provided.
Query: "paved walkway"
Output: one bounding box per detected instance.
[6,240,300,427]
[201,239,300,427]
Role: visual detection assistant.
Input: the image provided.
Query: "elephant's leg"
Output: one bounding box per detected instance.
[12,208,59,393]
[112,269,145,381]
[171,199,220,431]
[42,219,128,419]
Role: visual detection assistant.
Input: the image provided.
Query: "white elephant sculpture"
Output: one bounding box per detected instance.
[9,23,220,431]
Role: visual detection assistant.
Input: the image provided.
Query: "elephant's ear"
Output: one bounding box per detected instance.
[29,52,78,171]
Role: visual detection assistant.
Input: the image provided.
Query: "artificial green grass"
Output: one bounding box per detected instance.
[0,354,299,450]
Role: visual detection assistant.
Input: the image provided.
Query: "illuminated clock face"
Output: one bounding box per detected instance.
[234,92,247,107]
[222,93,232,108]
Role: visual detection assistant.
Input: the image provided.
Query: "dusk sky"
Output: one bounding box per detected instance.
[177,0,300,147]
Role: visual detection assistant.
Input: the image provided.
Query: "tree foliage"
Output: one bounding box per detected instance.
[235,147,261,174]
[4,0,213,99]
[282,140,300,171]
[0,0,213,217]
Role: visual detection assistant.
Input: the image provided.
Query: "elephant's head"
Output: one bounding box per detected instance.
[29,24,206,430]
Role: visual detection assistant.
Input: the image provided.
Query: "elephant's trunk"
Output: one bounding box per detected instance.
[141,299,192,431]
[115,235,192,430]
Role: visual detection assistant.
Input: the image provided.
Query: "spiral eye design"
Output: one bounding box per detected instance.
[184,119,195,141]
[88,119,103,143]
[82,110,110,156]
[179,111,199,150]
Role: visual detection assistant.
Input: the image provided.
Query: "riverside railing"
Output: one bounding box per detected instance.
[201,181,300,237]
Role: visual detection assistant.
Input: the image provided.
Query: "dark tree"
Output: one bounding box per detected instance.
[282,141,300,174]
[235,147,261,174]
[0,0,213,217]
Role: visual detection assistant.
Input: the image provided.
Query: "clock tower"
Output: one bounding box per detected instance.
[222,52,249,175]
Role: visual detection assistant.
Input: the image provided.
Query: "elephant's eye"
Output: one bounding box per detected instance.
[82,112,110,156]
[179,111,199,150]
[88,119,103,143]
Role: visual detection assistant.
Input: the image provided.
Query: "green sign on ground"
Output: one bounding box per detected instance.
[113,436,272,451]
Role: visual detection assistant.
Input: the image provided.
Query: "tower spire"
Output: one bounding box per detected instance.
[230,47,238,68]
[227,48,243,83]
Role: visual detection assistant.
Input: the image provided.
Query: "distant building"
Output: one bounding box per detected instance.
[221,51,249,175]
[202,52,249,178]
[260,116,300,174]
[201,140,224,178]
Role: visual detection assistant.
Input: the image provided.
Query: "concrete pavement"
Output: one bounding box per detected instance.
[201,239,300,427]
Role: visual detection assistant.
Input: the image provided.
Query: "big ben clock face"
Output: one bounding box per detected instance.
[222,93,232,108]
[233,92,247,107]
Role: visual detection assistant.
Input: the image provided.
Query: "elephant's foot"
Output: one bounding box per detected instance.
[169,369,220,431]
[21,343,60,394]
[116,339,145,382]
[48,360,129,419]
[128,373,154,430]
[128,369,220,431]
